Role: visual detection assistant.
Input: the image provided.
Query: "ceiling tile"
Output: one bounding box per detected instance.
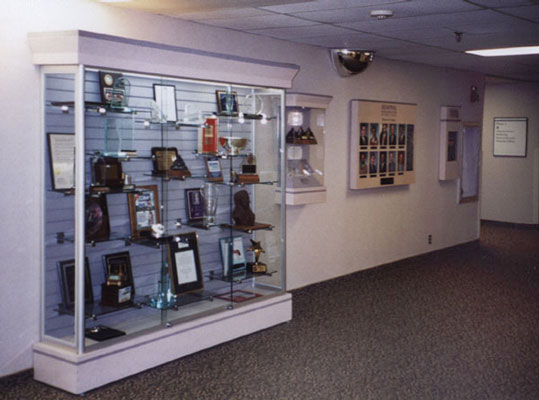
[470,0,536,7]
[246,24,356,39]
[175,8,272,21]
[339,10,514,33]
[501,5,539,20]
[199,14,316,30]
[260,0,407,14]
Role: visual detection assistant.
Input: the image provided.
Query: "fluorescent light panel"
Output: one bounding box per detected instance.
[466,45,539,57]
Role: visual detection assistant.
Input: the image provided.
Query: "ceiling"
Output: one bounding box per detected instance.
[99,0,539,82]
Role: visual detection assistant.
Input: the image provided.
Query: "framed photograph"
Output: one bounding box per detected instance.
[205,156,223,182]
[153,84,177,122]
[47,133,75,191]
[219,236,247,278]
[57,257,94,308]
[128,185,160,240]
[216,90,239,115]
[85,195,110,242]
[493,117,528,157]
[168,232,204,294]
[185,188,205,222]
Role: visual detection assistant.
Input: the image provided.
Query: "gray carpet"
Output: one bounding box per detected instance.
[2,221,539,399]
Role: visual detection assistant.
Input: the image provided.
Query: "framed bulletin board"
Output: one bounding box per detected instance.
[350,100,416,190]
[493,117,527,157]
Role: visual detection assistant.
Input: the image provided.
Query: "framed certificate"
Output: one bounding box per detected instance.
[127,185,161,240]
[153,84,177,122]
[47,133,75,191]
[167,232,204,294]
[216,90,239,115]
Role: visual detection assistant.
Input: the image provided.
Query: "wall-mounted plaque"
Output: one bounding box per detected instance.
[91,156,123,189]
[127,185,160,240]
[47,133,75,191]
[493,117,528,157]
[205,156,224,182]
[99,71,128,108]
[350,100,416,189]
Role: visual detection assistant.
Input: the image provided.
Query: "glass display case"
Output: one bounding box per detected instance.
[281,92,332,205]
[39,65,287,392]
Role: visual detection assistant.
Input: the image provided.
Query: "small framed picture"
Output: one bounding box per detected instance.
[57,257,94,309]
[153,84,177,122]
[85,195,110,243]
[185,188,205,223]
[168,232,204,295]
[99,71,126,107]
[47,133,75,191]
[216,90,239,115]
[128,185,160,240]
[205,157,223,182]
[219,236,247,278]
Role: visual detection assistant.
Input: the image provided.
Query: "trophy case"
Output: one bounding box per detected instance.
[39,63,288,393]
[280,93,332,205]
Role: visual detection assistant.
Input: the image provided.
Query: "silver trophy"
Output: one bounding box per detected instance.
[202,182,218,225]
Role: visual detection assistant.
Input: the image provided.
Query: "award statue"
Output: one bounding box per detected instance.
[247,240,267,274]
[232,190,255,226]
[202,182,218,225]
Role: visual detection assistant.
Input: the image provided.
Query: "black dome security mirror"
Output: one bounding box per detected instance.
[330,49,374,77]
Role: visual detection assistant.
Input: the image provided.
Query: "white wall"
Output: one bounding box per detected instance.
[0,0,483,377]
[481,82,539,225]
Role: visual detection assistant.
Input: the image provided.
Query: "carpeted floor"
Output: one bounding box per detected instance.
[2,221,539,399]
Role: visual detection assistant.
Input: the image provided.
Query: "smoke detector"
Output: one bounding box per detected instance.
[370,9,394,20]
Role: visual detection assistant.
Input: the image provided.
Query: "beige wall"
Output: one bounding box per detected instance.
[481,82,539,225]
[0,0,483,376]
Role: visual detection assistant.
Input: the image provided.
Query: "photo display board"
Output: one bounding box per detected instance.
[350,100,416,190]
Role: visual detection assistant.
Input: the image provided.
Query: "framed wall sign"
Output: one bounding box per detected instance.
[153,84,177,122]
[493,117,528,157]
[350,100,416,189]
[219,236,247,278]
[57,257,94,309]
[85,195,110,242]
[47,133,75,191]
[128,185,160,240]
[167,232,204,295]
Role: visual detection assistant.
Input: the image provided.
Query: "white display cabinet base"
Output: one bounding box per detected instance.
[34,293,292,394]
[276,187,327,205]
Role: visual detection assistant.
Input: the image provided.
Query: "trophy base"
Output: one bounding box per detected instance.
[247,262,267,274]
[101,283,133,308]
[235,174,260,184]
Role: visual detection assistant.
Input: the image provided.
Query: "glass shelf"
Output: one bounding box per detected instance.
[86,151,151,161]
[140,290,216,310]
[207,269,277,283]
[50,101,135,114]
[220,222,273,233]
[57,300,141,320]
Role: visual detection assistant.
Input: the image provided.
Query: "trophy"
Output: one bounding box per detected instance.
[235,153,259,184]
[247,240,267,274]
[202,182,218,226]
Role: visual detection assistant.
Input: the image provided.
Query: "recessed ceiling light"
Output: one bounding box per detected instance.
[466,45,539,57]
[370,10,394,20]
